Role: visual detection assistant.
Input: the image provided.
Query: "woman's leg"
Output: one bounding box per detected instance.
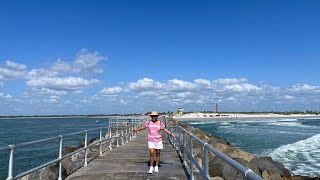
[155,149,161,166]
[149,148,155,167]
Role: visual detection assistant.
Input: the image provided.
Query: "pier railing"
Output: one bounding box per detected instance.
[0,116,145,180]
[107,117,145,150]
[164,116,263,180]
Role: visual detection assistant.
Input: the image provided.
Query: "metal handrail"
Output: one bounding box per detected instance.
[0,117,145,180]
[164,116,263,180]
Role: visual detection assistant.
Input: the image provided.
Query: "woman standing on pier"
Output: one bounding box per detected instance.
[134,111,175,174]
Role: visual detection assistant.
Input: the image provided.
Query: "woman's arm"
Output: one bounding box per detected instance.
[134,124,147,132]
[162,127,175,137]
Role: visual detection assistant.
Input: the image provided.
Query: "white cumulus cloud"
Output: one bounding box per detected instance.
[5,60,27,70]
[223,83,261,92]
[291,84,320,92]
[213,78,248,85]
[283,95,296,100]
[51,59,72,75]
[26,77,100,91]
[139,91,161,97]
[0,92,12,99]
[174,92,192,98]
[31,88,67,96]
[100,86,125,95]
[194,79,211,86]
[167,79,197,92]
[129,78,164,91]
[0,61,28,80]
[73,49,106,74]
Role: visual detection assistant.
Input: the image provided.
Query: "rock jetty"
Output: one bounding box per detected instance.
[172,118,320,180]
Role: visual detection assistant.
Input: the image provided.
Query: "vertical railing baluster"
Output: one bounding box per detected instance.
[129,125,132,140]
[121,128,124,145]
[84,130,88,166]
[135,122,138,136]
[58,135,63,180]
[116,127,119,147]
[7,145,14,180]
[126,125,129,143]
[204,143,209,180]
[180,128,182,155]
[173,127,176,148]
[178,128,181,153]
[171,126,174,145]
[190,135,194,180]
[99,128,102,156]
[109,127,112,150]
[183,130,186,165]
[171,127,173,143]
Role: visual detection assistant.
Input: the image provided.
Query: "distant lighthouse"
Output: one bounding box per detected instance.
[216,103,218,113]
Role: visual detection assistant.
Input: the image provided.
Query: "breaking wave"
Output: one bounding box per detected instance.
[270,134,320,176]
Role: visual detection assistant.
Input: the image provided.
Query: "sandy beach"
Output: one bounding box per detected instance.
[173,112,320,120]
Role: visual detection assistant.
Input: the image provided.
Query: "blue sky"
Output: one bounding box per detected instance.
[1,0,320,115]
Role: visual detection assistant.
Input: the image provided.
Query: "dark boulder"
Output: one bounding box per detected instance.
[208,138,229,146]
[250,156,292,179]
[209,157,261,180]
[17,165,62,180]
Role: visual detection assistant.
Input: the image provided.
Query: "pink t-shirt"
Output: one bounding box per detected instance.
[144,120,165,142]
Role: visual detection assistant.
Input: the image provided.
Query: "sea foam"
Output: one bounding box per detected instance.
[270,134,320,176]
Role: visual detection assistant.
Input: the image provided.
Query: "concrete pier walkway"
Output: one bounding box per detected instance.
[66,128,190,180]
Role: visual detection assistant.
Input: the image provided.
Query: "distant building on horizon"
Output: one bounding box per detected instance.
[216,103,218,113]
[177,107,184,116]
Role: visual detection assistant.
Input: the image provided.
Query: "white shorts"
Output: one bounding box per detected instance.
[148,141,163,149]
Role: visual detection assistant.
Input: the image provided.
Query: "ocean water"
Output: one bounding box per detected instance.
[0,117,109,179]
[184,117,320,177]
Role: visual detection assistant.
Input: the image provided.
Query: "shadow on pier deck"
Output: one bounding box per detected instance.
[66,129,193,180]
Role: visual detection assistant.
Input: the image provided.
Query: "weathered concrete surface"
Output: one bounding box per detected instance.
[66,126,191,180]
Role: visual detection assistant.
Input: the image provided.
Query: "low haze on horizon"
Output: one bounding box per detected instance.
[1,1,320,115]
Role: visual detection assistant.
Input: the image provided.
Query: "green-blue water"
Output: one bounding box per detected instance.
[1,117,320,178]
[0,117,109,179]
[184,117,320,177]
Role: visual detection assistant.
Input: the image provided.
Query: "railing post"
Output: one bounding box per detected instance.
[172,126,178,149]
[109,127,112,150]
[171,127,174,143]
[84,130,88,166]
[177,128,181,153]
[134,122,138,136]
[190,135,194,180]
[7,145,14,180]
[126,125,129,143]
[204,143,209,180]
[169,125,173,143]
[99,128,102,156]
[121,128,124,145]
[58,135,63,180]
[183,130,186,165]
[129,125,132,140]
[116,127,119,147]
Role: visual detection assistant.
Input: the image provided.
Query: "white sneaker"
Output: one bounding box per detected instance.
[154,166,159,172]
[148,166,154,174]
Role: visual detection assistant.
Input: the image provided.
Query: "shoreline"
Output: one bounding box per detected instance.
[173,113,320,120]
